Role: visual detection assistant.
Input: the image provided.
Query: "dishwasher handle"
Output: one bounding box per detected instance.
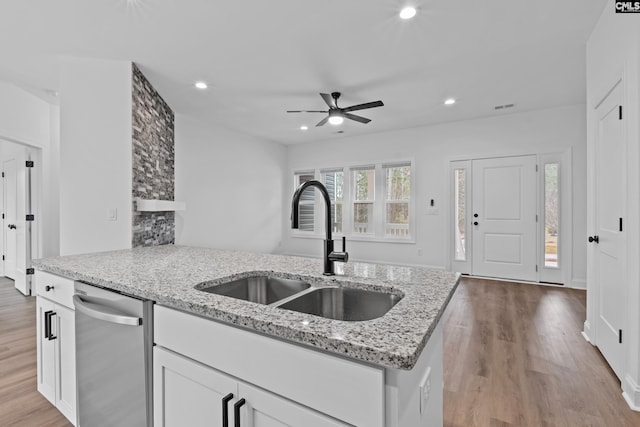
[73,295,142,326]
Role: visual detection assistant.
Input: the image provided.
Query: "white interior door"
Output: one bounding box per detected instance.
[593,82,626,380]
[471,155,537,281]
[3,158,17,280]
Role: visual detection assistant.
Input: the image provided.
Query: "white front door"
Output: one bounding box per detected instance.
[3,158,17,280]
[471,155,538,282]
[593,81,626,380]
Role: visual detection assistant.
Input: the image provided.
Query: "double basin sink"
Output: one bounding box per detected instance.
[197,275,402,322]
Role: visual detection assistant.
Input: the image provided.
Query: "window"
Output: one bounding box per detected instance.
[293,160,413,241]
[352,167,375,234]
[294,172,315,232]
[453,168,466,261]
[384,164,411,237]
[544,163,559,268]
[323,170,343,233]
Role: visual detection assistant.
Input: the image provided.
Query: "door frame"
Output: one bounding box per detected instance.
[447,150,573,286]
[0,137,42,296]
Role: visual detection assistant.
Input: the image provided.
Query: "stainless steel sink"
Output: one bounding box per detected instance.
[277,287,402,321]
[199,276,311,305]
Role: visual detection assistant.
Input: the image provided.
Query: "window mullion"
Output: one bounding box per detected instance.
[343,167,353,236]
[375,164,385,238]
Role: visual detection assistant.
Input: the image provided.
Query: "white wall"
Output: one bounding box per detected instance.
[585,6,640,410]
[0,81,58,260]
[282,105,587,285]
[175,115,286,254]
[59,57,132,255]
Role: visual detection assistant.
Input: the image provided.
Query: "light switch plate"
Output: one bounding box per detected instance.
[107,208,117,221]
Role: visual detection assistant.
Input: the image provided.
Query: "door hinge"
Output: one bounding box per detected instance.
[536,214,538,222]
[535,164,539,172]
[2,255,4,261]
[535,265,538,272]
[619,329,623,344]
[1,213,4,219]
[25,214,34,221]
[1,172,4,178]
[620,218,623,232]
[25,160,34,168]
[26,268,35,275]
[619,105,623,120]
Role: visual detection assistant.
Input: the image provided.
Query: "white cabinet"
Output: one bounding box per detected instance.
[35,271,77,426]
[154,347,347,427]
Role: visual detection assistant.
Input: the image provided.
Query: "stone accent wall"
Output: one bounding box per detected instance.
[131,64,176,247]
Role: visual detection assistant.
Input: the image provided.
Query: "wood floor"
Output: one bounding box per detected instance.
[443,277,640,427]
[0,277,71,427]
[1,277,639,426]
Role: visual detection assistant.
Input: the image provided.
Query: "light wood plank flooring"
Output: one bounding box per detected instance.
[444,277,640,427]
[0,277,71,427]
[1,276,639,426]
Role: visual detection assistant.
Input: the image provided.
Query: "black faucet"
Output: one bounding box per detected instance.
[291,180,349,275]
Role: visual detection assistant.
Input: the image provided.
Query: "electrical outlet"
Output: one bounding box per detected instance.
[419,367,432,414]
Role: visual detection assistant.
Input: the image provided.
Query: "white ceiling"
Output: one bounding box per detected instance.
[0,0,606,144]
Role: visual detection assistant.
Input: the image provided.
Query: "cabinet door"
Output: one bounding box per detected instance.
[237,383,350,427]
[154,347,238,427]
[36,297,56,404]
[55,304,76,425]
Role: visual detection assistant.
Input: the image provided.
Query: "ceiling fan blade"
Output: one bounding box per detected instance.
[320,93,336,108]
[344,113,371,124]
[286,110,328,113]
[342,100,384,113]
[316,116,329,127]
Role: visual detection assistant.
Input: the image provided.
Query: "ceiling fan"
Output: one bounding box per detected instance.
[287,92,384,127]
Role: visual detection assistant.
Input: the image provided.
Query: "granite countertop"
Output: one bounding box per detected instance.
[33,245,460,370]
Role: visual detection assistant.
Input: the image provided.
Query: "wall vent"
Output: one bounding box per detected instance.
[494,103,515,110]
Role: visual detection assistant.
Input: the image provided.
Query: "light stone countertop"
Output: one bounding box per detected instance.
[33,245,460,370]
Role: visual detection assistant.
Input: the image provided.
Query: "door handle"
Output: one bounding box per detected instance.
[7,224,16,229]
[234,398,246,427]
[222,393,234,427]
[588,235,599,244]
[45,311,57,340]
[44,310,52,339]
[72,295,142,326]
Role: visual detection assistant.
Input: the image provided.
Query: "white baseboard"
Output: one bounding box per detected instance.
[582,320,594,344]
[623,375,640,411]
[570,278,586,289]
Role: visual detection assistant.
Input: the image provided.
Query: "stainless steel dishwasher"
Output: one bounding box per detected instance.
[73,282,153,427]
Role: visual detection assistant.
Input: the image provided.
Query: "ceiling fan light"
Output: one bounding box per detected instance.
[399,6,417,20]
[328,115,344,125]
[444,98,456,105]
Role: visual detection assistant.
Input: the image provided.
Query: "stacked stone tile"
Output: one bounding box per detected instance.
[131,64,175,247]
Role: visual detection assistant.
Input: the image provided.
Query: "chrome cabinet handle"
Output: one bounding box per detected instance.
[72,295,142,326]
[234,398,246,427]
[222,393,234,427]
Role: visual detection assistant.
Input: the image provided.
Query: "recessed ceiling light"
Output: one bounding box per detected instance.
[399,6,417,20]
[444,98,456,105]
[300,125,308,131]
[194,81,208,90]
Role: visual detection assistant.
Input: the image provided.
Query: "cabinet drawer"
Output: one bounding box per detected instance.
[35,271,75,309]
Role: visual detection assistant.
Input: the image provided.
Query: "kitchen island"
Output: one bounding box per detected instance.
[34,245,459,427]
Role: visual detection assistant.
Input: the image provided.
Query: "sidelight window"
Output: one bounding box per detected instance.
[544,163,559,268]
